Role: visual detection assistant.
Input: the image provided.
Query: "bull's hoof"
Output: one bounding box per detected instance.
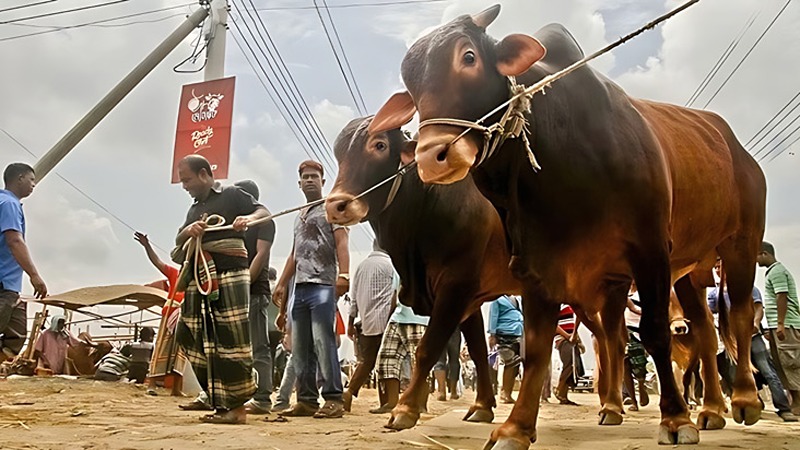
[731,403,761,426]
[385,414,418,430]
[598,409,624,426]
[697,411,726,430]
[482,435,534,450]
[658,423,699,445]
[384,411,419,430]
[465,408,494,423]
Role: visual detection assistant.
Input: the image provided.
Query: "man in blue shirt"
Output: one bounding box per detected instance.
[488,295,523,404]
[0,163,47,359]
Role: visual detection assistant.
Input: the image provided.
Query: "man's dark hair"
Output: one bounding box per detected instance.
[268,267,277,281]
[139,327,155,342]
[180,155,213,177]
[3,163,34,185]
[762,241,776,258]
[234,179,259,201]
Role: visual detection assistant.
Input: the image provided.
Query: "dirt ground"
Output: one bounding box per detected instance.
[0,376,798,450]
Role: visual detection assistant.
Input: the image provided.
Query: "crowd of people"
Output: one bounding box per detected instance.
[2,159,800,428]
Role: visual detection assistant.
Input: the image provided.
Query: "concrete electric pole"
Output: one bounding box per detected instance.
[33,5,211,182]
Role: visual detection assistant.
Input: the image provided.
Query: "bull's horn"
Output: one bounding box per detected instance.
[472,4,501,29]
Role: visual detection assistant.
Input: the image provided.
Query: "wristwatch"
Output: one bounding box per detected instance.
[339,273,350,281]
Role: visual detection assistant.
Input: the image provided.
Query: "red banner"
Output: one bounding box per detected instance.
[171,76,236,183]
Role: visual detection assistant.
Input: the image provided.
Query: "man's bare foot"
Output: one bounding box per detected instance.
[199,406,246,424]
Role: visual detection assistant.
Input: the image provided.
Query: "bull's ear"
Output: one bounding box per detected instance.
[401,139,416,165]
[370,91,416,135]
[472,4,500,29]
[496,34,546,77]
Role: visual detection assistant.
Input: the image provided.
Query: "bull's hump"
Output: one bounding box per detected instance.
[534,23,585,71]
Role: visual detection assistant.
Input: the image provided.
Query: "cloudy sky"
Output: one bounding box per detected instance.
[2,0,799,333]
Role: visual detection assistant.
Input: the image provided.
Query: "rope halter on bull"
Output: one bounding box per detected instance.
[418,0,700,171]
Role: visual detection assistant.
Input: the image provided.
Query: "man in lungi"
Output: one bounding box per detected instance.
[173,155,269,424]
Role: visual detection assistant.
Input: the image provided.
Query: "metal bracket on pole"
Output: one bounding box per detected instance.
[33,6,211,182]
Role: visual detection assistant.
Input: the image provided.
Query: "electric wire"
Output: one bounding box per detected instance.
[232,0,336,170]
[0,127,171,254]
[318,0,367,113]
[0,0,129,25]
[0,3,194,42]
[685,10,759,107]
[701,0,793,109]
[312,0,367,116]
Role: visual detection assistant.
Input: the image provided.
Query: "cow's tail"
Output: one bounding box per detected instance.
[717,264,739,363]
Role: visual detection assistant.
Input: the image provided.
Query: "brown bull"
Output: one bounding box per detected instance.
[371,5,765,448]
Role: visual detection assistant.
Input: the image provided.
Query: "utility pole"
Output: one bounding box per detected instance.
[33,5,210,182]
[203,0,228,81]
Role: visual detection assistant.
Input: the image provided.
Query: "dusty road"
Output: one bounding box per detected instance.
[0,376,797,449]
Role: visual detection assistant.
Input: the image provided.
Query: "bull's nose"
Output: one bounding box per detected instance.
[416,141,474,184]
[325,192,367,225]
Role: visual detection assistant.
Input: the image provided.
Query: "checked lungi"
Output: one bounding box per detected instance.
[176,268,256,410]
[376,322,426,380]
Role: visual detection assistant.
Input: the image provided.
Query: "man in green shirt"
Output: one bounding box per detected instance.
[757,241,800,414]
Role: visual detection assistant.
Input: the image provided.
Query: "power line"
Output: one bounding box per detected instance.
[0,0,129,25]
[685,10,759,107]
[319,0,367,113]
[0,3,194,42]
[762,133,800,164]
[254,0,449,11]
[747,90,800,151]
[228,22,332,171]
[228,27,374,245]
[232,0,337,170]
[229,16,337,173]
[756,119,800,163]
[701,0,793,109]
[0,0,58,15]
[313,0,367,115]
[0,127,171,254]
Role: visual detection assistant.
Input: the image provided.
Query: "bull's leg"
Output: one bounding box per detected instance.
[718,241,762,425]
[484,291,559,450]
[595,283,629,425]
[461,310,496,423]
[577,311,610,408]
[386,292,466,430]
[634,247,698,445]
[674,274,727,430]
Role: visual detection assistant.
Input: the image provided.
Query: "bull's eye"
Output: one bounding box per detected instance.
[375,141,387,152]
[463,50,476,65]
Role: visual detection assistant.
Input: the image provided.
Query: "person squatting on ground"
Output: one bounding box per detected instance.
[234,180,277,415]
[0,163,47,359]
[343,239,397,412]
[487,295,523,404]
[274,160,350,419]
[33,315,79,374]
[172,155,269,424]
[94,327,155,383]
